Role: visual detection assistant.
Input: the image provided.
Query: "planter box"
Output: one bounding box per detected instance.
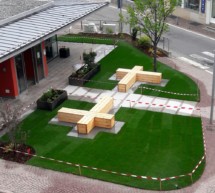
[59,48,70,58]
[69,65,100,86]
[37,90,68,111]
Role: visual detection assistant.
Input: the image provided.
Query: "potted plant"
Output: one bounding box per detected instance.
[69,51,100,86]
[37,88,68,111]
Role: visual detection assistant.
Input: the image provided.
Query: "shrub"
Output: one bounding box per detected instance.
[138,35,151,48]
[40,89,61,103]
[131,27,139,41]
[83,51,96,66]
[106,27,114,34]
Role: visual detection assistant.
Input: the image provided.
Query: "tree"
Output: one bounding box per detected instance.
[0,100,22,149]
[121,0,176,72]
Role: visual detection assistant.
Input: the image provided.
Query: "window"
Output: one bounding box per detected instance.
[185,0,200,11]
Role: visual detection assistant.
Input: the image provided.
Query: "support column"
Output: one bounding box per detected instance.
[181,0,185,8]
[206,0,211,24]
[41,41,48,77]
[0,58,19,97]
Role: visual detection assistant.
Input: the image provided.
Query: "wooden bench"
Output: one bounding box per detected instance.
[57,96,115,134]
[116,65,162,92]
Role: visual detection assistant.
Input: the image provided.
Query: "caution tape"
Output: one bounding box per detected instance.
[68,77,199,97]
[69,93,201,111]
[138,86,198,96]
[0,146,204,182]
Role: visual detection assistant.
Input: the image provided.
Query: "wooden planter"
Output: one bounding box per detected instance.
[68,65,100,86]
[37,90,68,111]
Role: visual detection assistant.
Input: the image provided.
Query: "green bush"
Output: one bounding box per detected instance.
[106,27,114,34]
[138,35,151,48]
[40,89,60,102]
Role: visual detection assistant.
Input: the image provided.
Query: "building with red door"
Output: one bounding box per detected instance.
[0,0,108,98]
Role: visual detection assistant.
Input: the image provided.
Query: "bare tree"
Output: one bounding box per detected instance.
[121,0,176,72]
[0,100,22,149]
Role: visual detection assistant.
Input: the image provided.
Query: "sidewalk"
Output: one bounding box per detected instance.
[166,16,215,39]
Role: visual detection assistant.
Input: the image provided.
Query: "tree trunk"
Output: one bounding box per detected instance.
[153,3,157,72]
[153,43,157,72]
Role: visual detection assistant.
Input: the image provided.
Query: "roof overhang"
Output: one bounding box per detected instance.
[0,2,108,63]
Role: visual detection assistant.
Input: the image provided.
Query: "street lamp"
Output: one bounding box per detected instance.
[118,0,123,33]
[209,50,215,125]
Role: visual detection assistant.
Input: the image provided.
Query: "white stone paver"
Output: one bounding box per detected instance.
[64,85,79,95]
[64,86,198,116]
[95,90,116,104]
[83,88,100,99]
[72,87,90,97]
[112,92,129,108]
[109,73,116,80]
[133,95,154,110]
[177,101,197,116]
[94,45,115,63]
[162,99,183,114]
[148,97,168,112]
[121,93,142,108]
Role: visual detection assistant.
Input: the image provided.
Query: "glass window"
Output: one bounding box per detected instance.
[212,0,215,18]
[185,0,200,11]
[45,35,58,62]
[15,54,27,93]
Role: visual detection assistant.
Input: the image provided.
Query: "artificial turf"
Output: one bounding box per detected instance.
[9,99,204,190]
[58,36,199,101]
[58,35,117,45]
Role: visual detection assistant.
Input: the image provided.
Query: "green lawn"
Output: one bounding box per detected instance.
[58,35,117,45]
[6,99,204,190]
[58,36,199,101]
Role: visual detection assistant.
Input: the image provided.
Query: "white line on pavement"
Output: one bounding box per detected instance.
[206,70,213,75]
[178,57,209,69]
[190,54,214,64]
[168,23,215,41]
[202,51,215,58]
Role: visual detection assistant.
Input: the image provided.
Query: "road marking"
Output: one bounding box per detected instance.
[178,57,209,69]
[168,23,215,41]
[206,70,213,74]
[202,51,215,58]
[190,54,214,64]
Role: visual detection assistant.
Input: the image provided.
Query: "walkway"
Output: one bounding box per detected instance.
[65,85,199,117]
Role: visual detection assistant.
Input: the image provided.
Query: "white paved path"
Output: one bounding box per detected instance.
[64,85,199,117]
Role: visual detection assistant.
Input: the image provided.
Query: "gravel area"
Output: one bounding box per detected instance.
[0,0,50,20]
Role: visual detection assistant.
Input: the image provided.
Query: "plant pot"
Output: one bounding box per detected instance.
[37,90,68,111]
[59,48,70,58]
[68,65,100,86]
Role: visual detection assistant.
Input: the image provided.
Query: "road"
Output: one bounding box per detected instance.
[84,4,215,74]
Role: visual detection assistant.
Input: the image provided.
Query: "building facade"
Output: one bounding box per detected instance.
[175,0,215,24]
[0,0,108,98]
[112,0,215,24]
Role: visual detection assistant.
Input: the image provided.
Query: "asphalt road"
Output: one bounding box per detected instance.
[85,5,215,73]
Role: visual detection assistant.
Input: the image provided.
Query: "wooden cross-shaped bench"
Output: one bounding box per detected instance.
[116,65,162,92]
[57,96,115,134]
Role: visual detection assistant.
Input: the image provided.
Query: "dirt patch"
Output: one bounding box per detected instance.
[0,143,35,164]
